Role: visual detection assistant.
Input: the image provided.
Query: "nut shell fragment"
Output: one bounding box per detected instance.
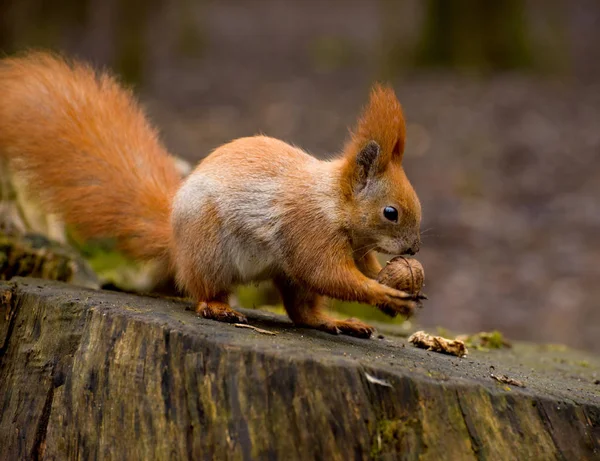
[408,330,467,357]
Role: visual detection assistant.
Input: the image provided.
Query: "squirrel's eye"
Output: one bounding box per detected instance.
[383,206,398,222]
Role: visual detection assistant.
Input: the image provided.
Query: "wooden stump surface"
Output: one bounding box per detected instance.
[0,278,598,460]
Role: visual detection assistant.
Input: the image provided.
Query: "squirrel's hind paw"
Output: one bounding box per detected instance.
[302,317,374,339]
[197,301,248,324]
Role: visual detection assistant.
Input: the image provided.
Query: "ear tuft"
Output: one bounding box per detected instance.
[344,83,406,165]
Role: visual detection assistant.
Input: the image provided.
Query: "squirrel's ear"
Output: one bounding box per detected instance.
[353,140,382,190]
[340,83,405,196]
[347,83,406,164]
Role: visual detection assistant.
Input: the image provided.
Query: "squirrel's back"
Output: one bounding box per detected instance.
[172,135,341,284]
[0,51,181,261]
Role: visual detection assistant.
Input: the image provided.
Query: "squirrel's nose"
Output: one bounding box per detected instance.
[405,239,420,256]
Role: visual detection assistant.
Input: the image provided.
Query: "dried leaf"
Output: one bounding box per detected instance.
[490,374,525,388]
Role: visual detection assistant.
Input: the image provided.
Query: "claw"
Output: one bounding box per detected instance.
[393,290,414,300]
[230,313,248,324]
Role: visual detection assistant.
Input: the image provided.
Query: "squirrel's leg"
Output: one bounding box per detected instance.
[189,284,248,323]
[287,248,416,317]
[176,260,247,323]
[274,277,374,339]
[355,250,383,279]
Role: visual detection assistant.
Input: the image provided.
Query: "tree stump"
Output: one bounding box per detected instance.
[0,278,598,460]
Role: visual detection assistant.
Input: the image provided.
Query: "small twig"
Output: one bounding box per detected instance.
[234,323,277,335]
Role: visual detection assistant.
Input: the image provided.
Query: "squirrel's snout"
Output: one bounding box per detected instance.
[404,238,420,256]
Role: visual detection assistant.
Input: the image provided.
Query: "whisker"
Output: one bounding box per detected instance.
[357,243,378,260]
[420,227,434,236]
[360,244,378,259]
[352,242,377,254]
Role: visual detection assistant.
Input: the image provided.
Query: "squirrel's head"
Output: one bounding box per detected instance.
[340,84,421,256]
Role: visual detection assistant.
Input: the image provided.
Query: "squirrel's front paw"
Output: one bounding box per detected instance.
[375,286,418,318]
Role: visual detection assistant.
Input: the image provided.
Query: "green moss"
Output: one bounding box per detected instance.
[69,237,148,290]
[480,331,509,349]
[84,250,134,275]
[464,330,511,351]
[370,418,419,458]
[235,284,406,324]
[330,300,407,324]
[235,283,276,309]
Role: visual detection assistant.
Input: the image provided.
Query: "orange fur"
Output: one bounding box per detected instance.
[0,51,181,261]
[275,276,374,338]
[1,52,422,339]
[351,83,406,156]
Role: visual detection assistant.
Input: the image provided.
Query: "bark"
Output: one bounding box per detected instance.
[0,278,598,460]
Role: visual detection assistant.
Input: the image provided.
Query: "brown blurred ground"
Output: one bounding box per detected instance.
[3,0,600,352]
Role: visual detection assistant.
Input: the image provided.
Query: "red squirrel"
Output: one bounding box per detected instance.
[0,51,421,339]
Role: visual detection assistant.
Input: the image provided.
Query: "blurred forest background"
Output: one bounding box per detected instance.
[2,0,600,352]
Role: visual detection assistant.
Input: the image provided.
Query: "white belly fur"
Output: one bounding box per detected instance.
[172,172,281,283]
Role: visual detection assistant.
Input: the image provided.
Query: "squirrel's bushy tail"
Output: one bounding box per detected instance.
[0,51,181,261]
